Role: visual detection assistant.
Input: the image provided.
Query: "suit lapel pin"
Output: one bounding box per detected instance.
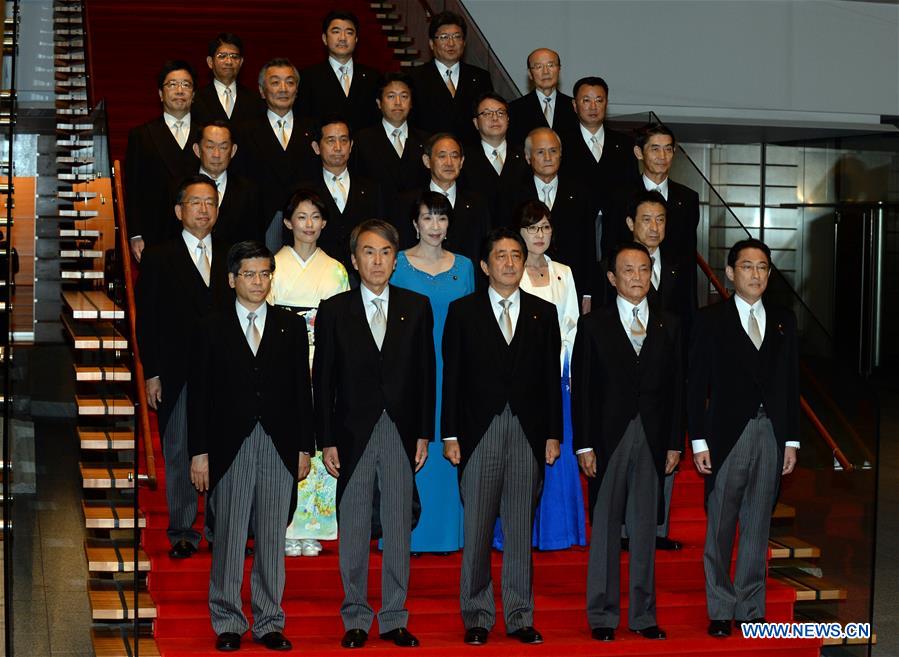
[400,316,406,321]
[777,323,784,335]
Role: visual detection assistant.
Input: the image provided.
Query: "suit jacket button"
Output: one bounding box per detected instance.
[256,391,262,398]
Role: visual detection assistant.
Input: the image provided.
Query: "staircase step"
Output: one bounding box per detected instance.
[78,427,134,449]
[76,395,135,416]
[59,228,101,238]
[86,541,150,572]
[60,247,103,258]
[75,365,132,382]
[56,107,90,115]
[772,569,847,601]
[60,268,104,280]
[772,503,795,519]
[57,190,98,200]
[83,500,146,529]
[80,462,135,488]
[375,12,400,21]
[90,628,159,657]
[768,536,820,559]
[90,580,156,620]
[64,316,127,349]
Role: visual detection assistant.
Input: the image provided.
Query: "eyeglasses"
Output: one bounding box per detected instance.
[737,263,770,274]
[529,62,558,72]
[181,199,216,208]
[163,80,194,90]
[214,52,243,61]
[477,109,508,119]
[433,32,464,42]
[236,270,273,280]
[524,224,552,235]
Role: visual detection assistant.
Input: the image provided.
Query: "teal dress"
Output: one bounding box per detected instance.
[391,250,475,552]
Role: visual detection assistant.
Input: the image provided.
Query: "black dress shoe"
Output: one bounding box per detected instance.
[507,626,543,644]
[631,625,666,639]
[708,620,732,637]
[620,538,629,551]
[464,627,489,645]
[169,540,198,559]
[254,631,292,651]
[341,629,368,649]
[655,536,682,550]
[591,627,615,641]
[215,632,241,651]
[380,627,420,647]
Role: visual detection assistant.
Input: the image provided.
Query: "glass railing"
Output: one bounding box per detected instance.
[609,109,888,655]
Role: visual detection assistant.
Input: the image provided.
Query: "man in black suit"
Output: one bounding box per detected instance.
[188,241,313,652]
[298,116,382,276]
[559,77,640,262]
[231,57,318,246]
[407,11,493,143]
[192,33,265,126]
[442,227,561,646]
[297,10,380,132]
[459,92,530,222]
[125,60,200,261]
[572,242,683,642]
[352,72,430,216]
[314,220,434,649]
[136,175,232,559]
[394,133,491,268]
[689,239,799,638]
[505,127,597,304]
[191,120,264,247]
[507,48,578,148]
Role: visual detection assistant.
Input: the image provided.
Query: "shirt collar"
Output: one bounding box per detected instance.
[734,293,764,317]
[382,119,408,141]
[616,294,648,325]
[236,298,267,321]
[434,59,460,80]
[429,180,457,205]
[360,282,390,305]
[481,139,507,160]
[324,167,349,181]
[535,88,557,102]
[164,112,190,130]
[488,285,520,307]
[643,174,669,198]
[199,167,227,186]
[329,56,353,76]
[534,174,558,192]
[267,108,293,127]
[579,122,604,145]
[182,229,211,251]
[212,78,237,96]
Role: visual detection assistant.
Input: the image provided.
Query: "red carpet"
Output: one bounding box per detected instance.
[139,412,822,657]
[84,0,400,164]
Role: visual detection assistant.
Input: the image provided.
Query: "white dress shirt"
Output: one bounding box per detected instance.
[580,123,605,161]
[434,60,461,90]
[164,112,191,148]
[181,229,213,273]
[691,294,799,453]
[213,79,238,117]
[482,139,507,174]
[535,88,557,127]
[325,167,351,213]
[643,174,669,200]
[360,283,390,327]
[382,118,408,143]
[329,56,353,89]
[429,180,457,208]
[534,175,558,209]
[236,298,267,340]
[267,109,293,145]
[199,167,228,205]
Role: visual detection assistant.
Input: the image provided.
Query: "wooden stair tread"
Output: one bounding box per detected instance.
[82,500,145,529]
[769,536,821,559]
[78,427,134,449]
[63,315,127,349]
[76,395,134,416]
[89,579,156,620]
[63,290,123,319]
[79,462,134,489]
[772,569,848,601]
[85,542,150,572]
[75,365,132,382]
[772,502,795,519]
[90,628,159,657]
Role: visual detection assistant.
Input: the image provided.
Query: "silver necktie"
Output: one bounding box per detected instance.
[650,255,659,290]
[370,298,387,350]
[542,184,553,210]
[246,311,261,355]
[391,128,404,157]
[543,96,552,122]
[339,65,351,96]
[492,148,503,175]
[499,299,513,345]
[445,69,456,97]
[590,134,602,162]
[222,87,233,116]
[196,240,211,287]
[630,306,646,354]
[277,119,289,149]
[749,308,763,350]
[173,119,186,149]
[332,174,348,212]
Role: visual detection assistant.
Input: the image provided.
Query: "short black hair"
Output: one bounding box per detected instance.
[572,76,609,98]
[635,123,676,150]
[258,57,299,87]
[480,227,526,265]
[282,188,330,246]
[472,91,509,118]
[322,10,359,34]
[174,174,217,204]
[157,60,196,90]
[194,119,234,145]
[350,219,399,255]
[513,199,551,230]
[608,241,651,274]
[313,114,352,141]
[424,132,464,158]
[207,33,243,58]
[428,11,466,39]
[727,238,771,267]
[626,190,667,221]
[410,190,454,228]
[227,241,275,276]
[378,71,413,98]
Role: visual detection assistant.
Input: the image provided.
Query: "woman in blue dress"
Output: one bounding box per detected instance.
[391,191,475,553]
[494,199,586,550]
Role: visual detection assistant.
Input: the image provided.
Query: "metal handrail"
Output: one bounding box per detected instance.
[695,251,854,472]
